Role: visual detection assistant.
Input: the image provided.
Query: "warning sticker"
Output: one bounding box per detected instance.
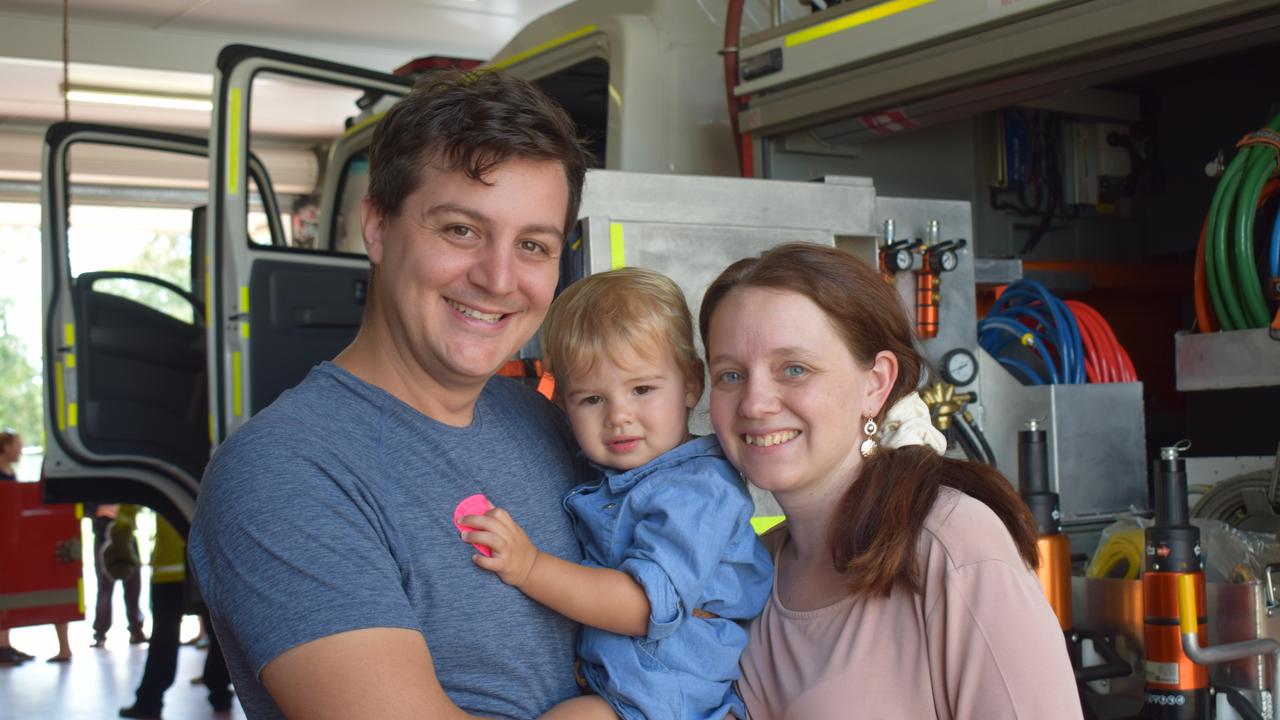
[1145,661,1179,685]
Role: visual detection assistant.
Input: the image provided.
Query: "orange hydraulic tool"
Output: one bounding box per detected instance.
[915,221,966,339]
[1018,420,1071,630]
[1143,443,1208,719]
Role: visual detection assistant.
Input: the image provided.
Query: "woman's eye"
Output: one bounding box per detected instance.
[446,225,474,239]
[783,365,807,378]
[716,370,743,384]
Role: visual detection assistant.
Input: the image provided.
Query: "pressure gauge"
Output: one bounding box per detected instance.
[937,249,959,273]
[940,348,978,386]
[885,247,914,273]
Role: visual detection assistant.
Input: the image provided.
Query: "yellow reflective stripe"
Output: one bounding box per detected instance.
[227,87,242,196]
[75,503,84,520]
[64,323,75,347]
[786,0,934,47]
[54,361,66,431]
[65,353,75,369]
[77,576,85,615]
[489,24,598,70]
[67,402,78,428]
[232,351,243,417]
[1177,574,1198,635]
[609,223,625,269]
[153,564,185,574]
[344,111,385,139]
[240,286,250,339]
[751,515,786,535]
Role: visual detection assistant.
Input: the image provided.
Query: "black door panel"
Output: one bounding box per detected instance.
[248,260,367,414]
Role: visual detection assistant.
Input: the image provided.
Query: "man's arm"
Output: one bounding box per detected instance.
[463,509,650,637]
[261,628,483,720]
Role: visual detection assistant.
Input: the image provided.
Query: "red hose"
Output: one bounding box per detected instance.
[1193,215,1218,333]
[724,0,745,176]
[1066,301,1137,383]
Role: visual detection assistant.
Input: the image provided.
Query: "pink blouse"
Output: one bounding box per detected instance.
[738,488,1082,719]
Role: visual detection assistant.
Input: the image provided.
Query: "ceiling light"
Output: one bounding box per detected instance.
[64,85,212,112]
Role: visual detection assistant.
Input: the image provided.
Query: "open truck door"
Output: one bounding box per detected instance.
[40,122,286,533]
[206,45,411,443]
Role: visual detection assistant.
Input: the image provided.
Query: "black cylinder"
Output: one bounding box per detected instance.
[1018,427,1059,535]
[1143,688,1209,719]
[1147,449,1201,573]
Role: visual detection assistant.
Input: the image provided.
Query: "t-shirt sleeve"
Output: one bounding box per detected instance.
[925,557,1083,719]
[189,425,418,678]
[617,461,754,641]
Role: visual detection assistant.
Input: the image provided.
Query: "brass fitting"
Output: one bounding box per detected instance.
[920,381,975,431]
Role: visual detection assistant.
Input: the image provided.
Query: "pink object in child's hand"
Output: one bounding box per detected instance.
[453,494,494,557]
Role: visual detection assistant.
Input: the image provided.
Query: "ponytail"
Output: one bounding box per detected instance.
[829,446,1040,597]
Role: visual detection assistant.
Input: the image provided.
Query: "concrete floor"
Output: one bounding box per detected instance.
[0,520,246,720]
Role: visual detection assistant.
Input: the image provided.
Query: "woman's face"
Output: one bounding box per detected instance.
[708,287,889,501]
[3,435,22,463]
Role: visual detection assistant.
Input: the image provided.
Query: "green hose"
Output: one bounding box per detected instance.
[1206,112,1280,331]
[1235,151,1273,327]
[1208,159,1248,329]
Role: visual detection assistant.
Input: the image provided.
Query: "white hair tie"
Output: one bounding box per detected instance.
[878,391,946,455]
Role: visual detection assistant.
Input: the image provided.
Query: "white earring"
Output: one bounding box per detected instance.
[860,418,878,458]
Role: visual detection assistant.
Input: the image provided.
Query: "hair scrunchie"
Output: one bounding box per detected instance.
[877,391,947,455]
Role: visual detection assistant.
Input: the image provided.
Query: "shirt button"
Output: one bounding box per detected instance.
[603,503,617,510]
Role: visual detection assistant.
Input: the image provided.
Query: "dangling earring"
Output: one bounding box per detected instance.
[860,417,878,458]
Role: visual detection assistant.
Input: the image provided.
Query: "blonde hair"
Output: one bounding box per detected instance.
[542,267,704,401]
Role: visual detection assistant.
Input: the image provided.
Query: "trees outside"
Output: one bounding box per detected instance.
[0,297,43,448]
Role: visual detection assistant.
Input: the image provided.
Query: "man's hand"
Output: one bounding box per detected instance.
[461,508,540,588]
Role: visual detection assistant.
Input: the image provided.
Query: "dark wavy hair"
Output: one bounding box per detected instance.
[366,69,590,235]
[699,243,1038,597]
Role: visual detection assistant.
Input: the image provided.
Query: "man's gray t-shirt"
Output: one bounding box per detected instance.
[189,362,583,718]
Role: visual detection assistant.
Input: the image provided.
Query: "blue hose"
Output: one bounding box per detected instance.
[1270,202,1280,280]
[979,279,1085,385]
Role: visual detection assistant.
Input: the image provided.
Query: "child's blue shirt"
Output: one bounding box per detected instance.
[564,435,774,720]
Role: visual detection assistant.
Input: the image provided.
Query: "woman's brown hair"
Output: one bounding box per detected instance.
[699,243,1038,597]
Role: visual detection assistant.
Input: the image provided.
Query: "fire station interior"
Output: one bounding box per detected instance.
[2,1,1280,718]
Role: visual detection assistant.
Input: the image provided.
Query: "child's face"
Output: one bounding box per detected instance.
[561,350,699,471]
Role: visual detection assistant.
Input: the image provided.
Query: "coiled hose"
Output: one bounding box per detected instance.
[1202,111,1280,331]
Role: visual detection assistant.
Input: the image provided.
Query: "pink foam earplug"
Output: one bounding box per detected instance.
[453,493,494,557]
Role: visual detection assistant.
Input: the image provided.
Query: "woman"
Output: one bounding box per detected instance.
[700,244,1080,719]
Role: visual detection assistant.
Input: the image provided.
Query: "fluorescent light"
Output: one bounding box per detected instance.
[65,85,212,112]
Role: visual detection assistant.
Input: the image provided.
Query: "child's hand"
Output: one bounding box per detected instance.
[459,508,540,588]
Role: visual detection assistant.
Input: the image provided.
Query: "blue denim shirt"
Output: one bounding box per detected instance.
[565,435,774,720]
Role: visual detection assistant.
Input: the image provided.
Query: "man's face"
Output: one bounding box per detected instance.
[362,158,569,391]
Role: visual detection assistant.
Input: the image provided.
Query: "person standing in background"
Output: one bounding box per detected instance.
[88,503,147,648]
[116,506,233,719]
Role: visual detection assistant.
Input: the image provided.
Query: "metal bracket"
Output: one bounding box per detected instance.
[1266,563,1280,611]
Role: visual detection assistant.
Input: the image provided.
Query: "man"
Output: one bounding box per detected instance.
[189,70,590,718]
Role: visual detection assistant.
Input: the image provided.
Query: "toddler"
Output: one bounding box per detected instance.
[460,267,773,720]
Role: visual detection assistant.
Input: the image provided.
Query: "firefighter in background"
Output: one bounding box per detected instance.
[89,503,146,648]
[113,507,233,718]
